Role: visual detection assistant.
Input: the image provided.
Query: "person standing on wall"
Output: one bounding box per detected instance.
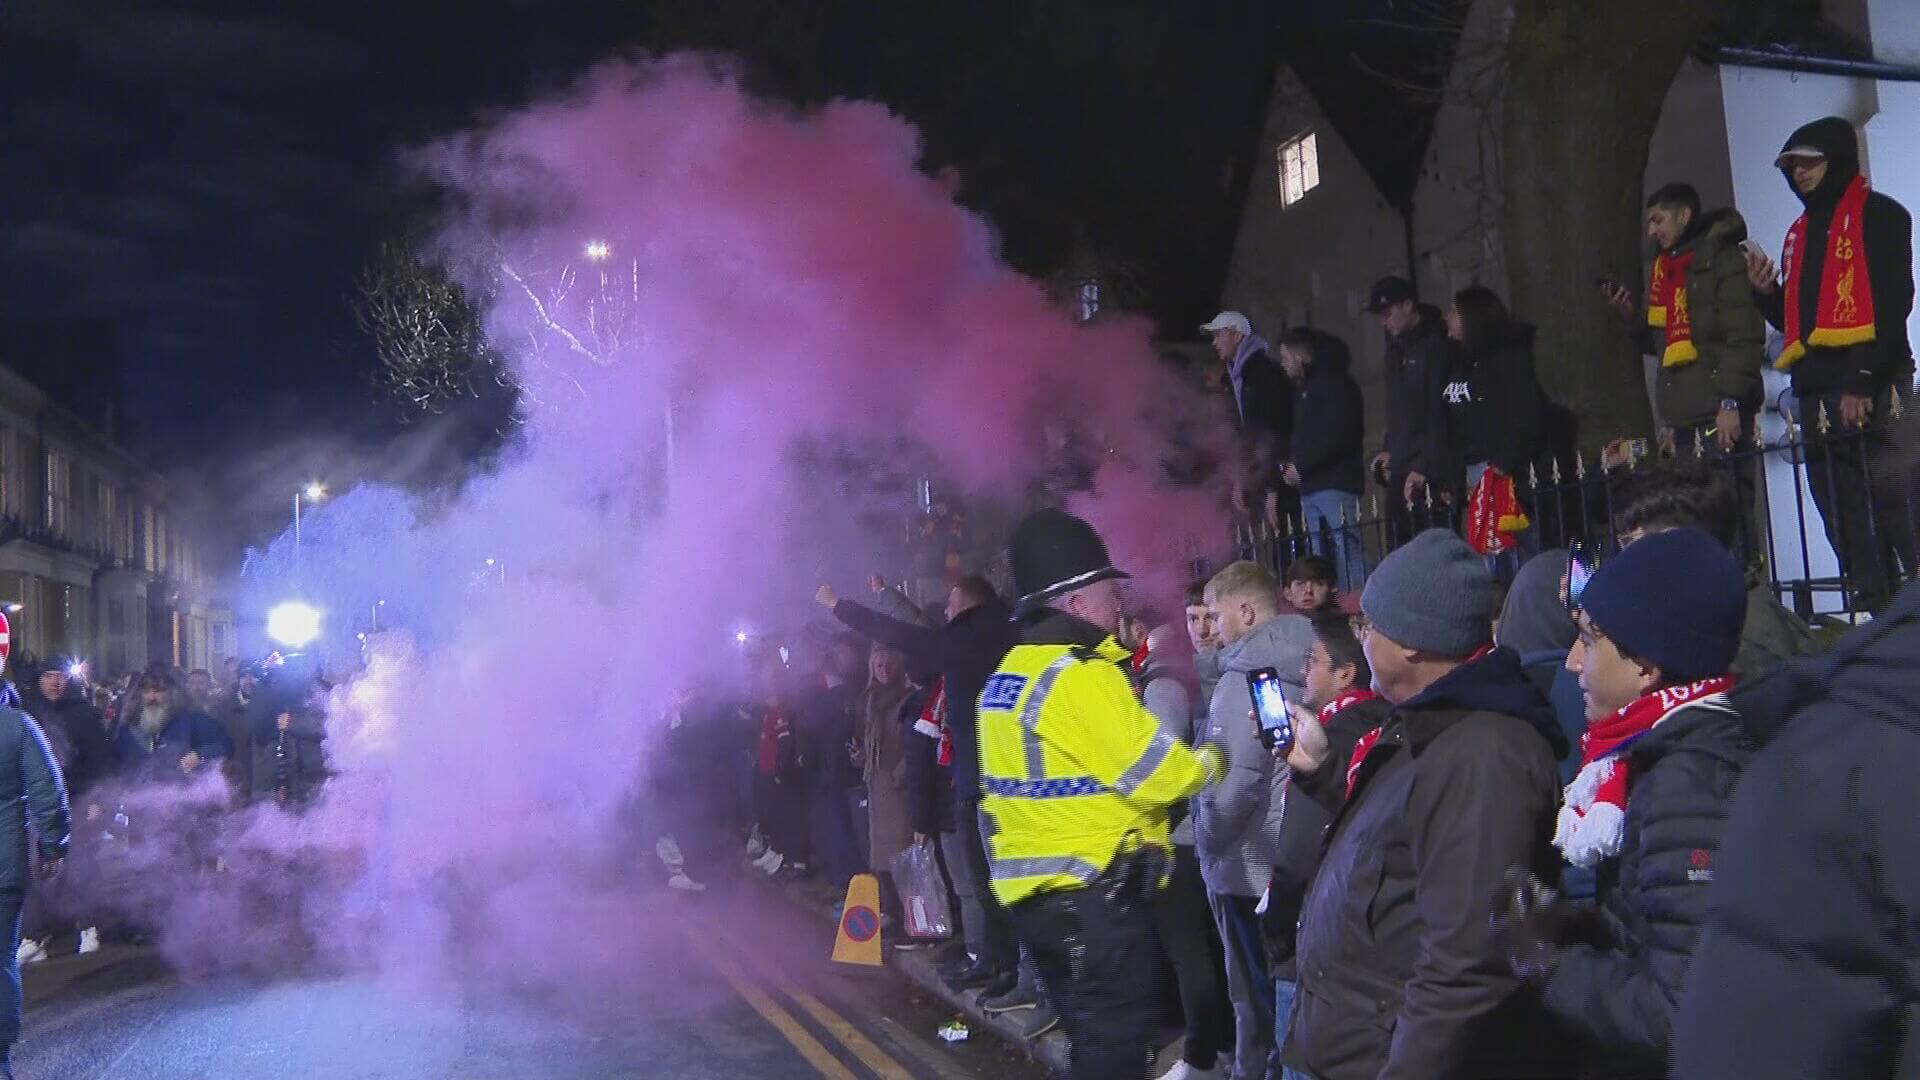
[1745,115,1917,613]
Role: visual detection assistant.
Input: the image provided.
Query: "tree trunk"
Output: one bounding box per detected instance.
[1502,1,1735,454]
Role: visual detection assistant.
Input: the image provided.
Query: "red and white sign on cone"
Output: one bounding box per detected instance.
[0,609,11,671]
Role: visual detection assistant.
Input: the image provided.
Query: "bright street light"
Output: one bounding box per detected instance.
[735,630,749,645]
[3,604,21,614]
[584,240,612,261]
[267,601,324,649]
[304,481,327,502]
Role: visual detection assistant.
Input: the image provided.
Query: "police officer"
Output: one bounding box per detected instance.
[0,668,70,1078]
[978,508,1224,1078]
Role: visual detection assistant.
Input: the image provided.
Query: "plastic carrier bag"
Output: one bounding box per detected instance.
[890,838,953,940]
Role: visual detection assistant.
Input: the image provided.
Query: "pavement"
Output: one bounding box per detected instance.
[758,870,1103,1077]
[9,872,1055,1079]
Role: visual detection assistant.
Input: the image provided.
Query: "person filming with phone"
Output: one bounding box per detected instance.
[1281,529,1569,1080]
[1196,560,1313,1080]
[1260,614,1393,1076]
[1492,527,1751,1078]
[1601,183,1767,459]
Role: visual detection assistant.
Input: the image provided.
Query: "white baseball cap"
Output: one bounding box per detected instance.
[1200,311,1252,336]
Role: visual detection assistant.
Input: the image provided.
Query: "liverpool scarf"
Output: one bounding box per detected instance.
[1648,250,1699,367]
[910,677,952,767]
[1554,676,1736,867]
[1466,466,1531,556]
[1777,174,1878,370]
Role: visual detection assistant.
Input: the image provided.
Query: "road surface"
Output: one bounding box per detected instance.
[14,874,1050,1079]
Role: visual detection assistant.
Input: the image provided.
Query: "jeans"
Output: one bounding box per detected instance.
[1300,489,1365,593]
[811,785,862,889]
[939,828,988,959]
[1009,885,1158,1079]
[961,797,1021,973]
[0,888,21,1045]
[1149,845,1233,1068]
[1209,891,1276,1080]
[1271,977,1314,1080]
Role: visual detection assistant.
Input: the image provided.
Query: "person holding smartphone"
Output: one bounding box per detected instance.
[1262,615,1393,1078]
[1283,529,1568,1080]
[1196,560,1314,1080]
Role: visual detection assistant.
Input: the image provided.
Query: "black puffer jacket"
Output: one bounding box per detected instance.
[1540,693,1750,1079]
[1756,115,1916,397]
[1287,329,1367,496]
[1673,580,1920,1078]
[1285,648,1570,1080]
[832,595,1014,804]
[1261,692,1391,978]
[1381,305,1456,491]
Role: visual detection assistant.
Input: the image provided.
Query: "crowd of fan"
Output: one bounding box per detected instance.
[8,652,331,964]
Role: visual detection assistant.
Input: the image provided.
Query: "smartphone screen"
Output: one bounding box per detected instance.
[1566,543,1600,612]
[1248,668,1294,752]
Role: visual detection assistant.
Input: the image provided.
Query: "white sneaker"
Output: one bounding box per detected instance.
[77,927,100,955]
[15,939,46,966]
[1158,1061,1221,1080]
[667,872,707,892]
[758,851,785,876]
[752,848,782,873]
[746,833,768,859]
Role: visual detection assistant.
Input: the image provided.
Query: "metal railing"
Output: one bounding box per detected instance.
[1230,398,1916,624]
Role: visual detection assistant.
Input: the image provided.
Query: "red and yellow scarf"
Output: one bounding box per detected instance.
[1466,466,1530,556]
[1647,250,1699,368]
[1554,676,1735,867]
[1777,174,1877,370]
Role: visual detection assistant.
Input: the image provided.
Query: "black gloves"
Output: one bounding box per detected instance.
[1490,866,1569,984]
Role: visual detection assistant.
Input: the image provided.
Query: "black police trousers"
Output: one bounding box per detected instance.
[1008,882,1158,1079]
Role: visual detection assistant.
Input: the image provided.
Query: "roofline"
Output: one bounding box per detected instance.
[1713,46,1920,84]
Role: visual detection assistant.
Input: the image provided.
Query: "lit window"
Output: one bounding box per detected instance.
[1277,131,1321,208]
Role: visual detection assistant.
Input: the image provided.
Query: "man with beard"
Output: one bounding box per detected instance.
[114,670,232,783]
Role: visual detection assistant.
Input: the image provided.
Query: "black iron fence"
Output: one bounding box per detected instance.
[1230,401,1917,625]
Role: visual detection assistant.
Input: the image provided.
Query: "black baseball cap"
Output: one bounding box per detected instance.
[1364,275,1416,314]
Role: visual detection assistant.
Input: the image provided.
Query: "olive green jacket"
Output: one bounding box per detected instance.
[1643,209,1768,429]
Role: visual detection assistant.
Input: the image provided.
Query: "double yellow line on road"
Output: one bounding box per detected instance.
[693,913,921,1080]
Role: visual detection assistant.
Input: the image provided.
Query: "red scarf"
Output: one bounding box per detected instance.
[1778,174,1878,370]
[910,677,953,768]
[1555,676,1735,867]
[756,707,791,775]
[1465,467,1530,555]
[1647,250,1699,367]
[1315,689,1378,800]
[1344,647,1493,801]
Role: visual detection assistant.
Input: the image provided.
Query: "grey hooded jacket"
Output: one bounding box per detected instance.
[1194,614,1315,897]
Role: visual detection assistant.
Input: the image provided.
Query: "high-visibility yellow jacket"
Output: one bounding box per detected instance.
[976,614,1223,906]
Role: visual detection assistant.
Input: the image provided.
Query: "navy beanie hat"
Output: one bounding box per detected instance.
[1580,527,1748,683]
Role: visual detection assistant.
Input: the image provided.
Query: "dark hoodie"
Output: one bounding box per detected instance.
[831,592,1015,804]
[1758,116,1915,398]
[1287,328,1367,496]
[1383,304,1457,491]
[1444,321,1550,479]
[1497,549,1585,782]
[1674,579,1920,1078]
[1286,647,1569,1080]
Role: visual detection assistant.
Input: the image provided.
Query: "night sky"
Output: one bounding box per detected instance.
[0,0,1415,552]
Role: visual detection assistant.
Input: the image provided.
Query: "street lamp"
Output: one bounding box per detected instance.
[584,240,611,261]
[294,482,327,546]
[267,601,324,649]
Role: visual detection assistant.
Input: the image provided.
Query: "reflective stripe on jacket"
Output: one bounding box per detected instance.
[976,629,1222,907]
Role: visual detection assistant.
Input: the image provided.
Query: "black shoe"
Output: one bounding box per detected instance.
[981,984,1037,1015]
[947,957,1004,990]
[978,968,1018,998]
[933,948,974,980]
[1018,1004,1060,1040]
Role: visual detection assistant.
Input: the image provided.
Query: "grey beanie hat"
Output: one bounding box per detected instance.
[1361,529,1498,657]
